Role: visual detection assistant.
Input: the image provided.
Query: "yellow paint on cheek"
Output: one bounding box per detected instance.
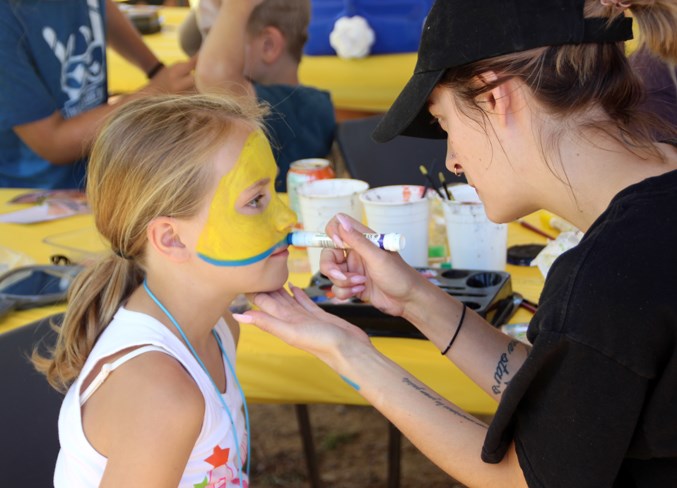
[196,131,297,266]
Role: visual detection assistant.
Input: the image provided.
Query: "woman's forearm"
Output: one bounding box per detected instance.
[402,280,530,402]
[328,341,527,488]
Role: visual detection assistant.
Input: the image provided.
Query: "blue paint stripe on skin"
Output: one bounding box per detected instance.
[198,237,289,267]
[340,375,360,391]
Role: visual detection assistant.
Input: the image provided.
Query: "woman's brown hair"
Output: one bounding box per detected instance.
[441,0,677,164]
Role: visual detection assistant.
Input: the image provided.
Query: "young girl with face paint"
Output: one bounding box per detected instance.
[34,94,296,487]
[234,0,677,486]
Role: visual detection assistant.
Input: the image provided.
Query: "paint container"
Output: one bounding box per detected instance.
[443,185,508,271]
[286,159,335,226]
[359,185,430,267]
[303,268,513,338]
[297,178,369,275]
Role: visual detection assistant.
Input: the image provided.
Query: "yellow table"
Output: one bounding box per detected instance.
[0,188,546,413]
[107,7,416,113]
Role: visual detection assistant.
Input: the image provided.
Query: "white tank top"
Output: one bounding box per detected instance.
[53,307,248,487]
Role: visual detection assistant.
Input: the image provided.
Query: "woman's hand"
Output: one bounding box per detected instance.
[320,213,426,318]
[233,285,371,366]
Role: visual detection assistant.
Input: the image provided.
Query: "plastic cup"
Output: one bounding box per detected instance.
[298,178,369,275]
[443,184,507,270]
[359,185,429,267]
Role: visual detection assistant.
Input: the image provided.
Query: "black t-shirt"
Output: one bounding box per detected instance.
[483,169,677,487]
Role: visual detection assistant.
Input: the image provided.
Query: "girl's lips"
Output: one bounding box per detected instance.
[270,246,289,257]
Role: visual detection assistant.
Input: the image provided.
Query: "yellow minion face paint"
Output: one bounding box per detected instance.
[197,130,297,266]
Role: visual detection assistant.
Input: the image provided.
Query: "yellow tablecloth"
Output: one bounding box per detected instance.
[0,188,547,412]
[107,7,415,113]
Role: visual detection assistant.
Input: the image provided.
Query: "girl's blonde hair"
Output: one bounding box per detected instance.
[34,94,265,392]
[441,0,677,158]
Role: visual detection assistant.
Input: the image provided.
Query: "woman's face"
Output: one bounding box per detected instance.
[428,85,534,223]
[187,126,297,293]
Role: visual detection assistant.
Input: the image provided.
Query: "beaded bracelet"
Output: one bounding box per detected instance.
[441,303,467,355]
[146,61,165,79]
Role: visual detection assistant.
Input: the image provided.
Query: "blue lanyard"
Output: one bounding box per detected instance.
[143,280,251,483]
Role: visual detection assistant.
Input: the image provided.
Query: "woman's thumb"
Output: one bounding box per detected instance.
[336,213,384,259]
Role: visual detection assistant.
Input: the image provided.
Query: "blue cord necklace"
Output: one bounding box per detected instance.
[143,280,251,483]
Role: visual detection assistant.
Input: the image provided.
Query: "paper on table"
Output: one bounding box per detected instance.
[0,200,89,224]
[9,189,86,205]
[0,245,35,275]
[531,230,584,278]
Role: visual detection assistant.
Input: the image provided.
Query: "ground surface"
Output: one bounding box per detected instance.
[248,403,473,488]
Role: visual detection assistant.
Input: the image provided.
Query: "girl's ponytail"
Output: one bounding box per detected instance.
[33,255,143,392]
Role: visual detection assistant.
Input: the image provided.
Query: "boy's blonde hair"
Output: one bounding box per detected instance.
[247,0,311,63]
[34,94,265,392]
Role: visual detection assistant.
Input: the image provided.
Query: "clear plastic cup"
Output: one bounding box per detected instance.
[298,178,369,275]
[443,185,507,270]
[359,185,429,267]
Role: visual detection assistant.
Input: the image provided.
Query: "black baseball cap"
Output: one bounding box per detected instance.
[372,0,633,142]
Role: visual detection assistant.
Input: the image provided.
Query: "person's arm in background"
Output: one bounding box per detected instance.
[13,0,196,166]
[195,0,258,97]
[105,0,161,75]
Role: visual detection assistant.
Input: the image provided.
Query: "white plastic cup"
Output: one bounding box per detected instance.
[359,185,430,267]
[298,178,369,275]
[443,184,508,270]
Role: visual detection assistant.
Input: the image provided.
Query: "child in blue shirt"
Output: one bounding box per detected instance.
[195,0,336,191]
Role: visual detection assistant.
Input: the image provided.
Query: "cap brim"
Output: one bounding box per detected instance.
[372,69,447,143]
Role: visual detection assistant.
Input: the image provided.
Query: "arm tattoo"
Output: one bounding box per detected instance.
[402,377,487,429]
[491,340,518,396]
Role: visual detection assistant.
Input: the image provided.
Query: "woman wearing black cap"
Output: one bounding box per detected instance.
[233,0,677,485]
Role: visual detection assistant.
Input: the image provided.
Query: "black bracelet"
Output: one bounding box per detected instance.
[146,61,165,79]
[441,303,467,355]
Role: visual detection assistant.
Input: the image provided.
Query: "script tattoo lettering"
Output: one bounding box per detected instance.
[491,340,518,396]
[402,378,486,428]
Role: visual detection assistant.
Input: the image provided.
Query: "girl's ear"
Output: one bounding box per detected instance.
[147,217,190,262]
[260,26,285,64]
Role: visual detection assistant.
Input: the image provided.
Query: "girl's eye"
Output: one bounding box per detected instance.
[246,194,265,208]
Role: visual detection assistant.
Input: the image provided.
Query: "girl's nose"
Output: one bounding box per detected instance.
[273,197,298,231]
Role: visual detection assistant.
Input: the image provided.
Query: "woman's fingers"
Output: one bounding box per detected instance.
[289,284,320,313]
[232,310,293,338]
[250,289,300,320]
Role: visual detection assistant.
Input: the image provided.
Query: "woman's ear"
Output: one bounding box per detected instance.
[476,71,514,128]
[260,26,286,64]
[147,217,190,262]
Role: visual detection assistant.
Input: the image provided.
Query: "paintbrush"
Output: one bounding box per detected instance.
[419,165,446,200]
[437,171,453,200]
[517,219,556,240]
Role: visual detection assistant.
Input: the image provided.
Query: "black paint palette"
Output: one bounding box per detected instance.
[303,268,513,339]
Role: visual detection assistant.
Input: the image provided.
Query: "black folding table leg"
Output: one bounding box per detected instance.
[295,404,323,488]
[387,420,402,488]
